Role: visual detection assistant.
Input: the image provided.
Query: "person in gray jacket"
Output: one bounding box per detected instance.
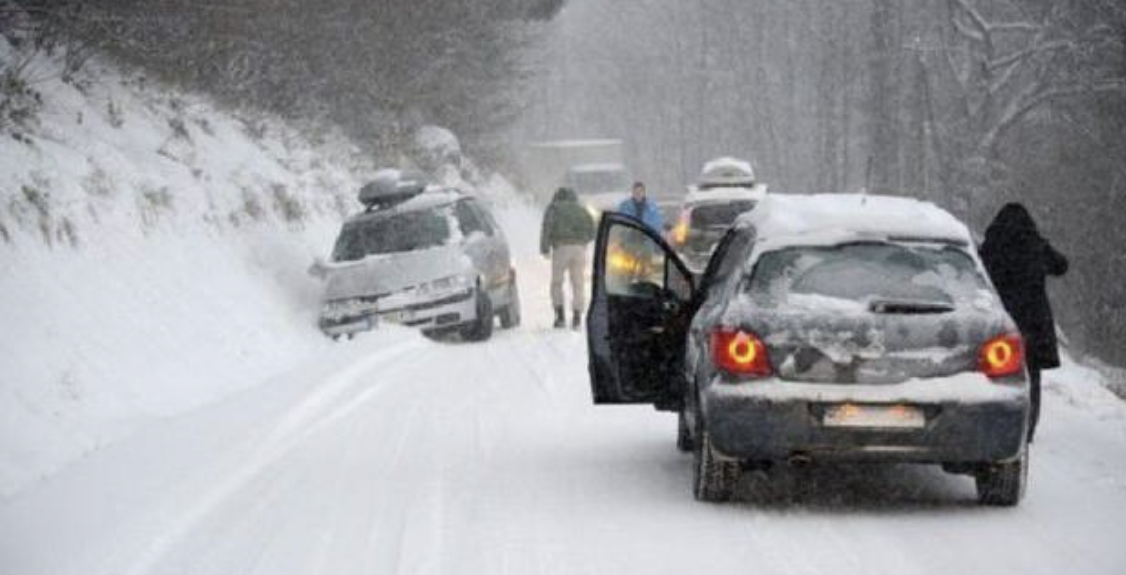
[540,187,596,329]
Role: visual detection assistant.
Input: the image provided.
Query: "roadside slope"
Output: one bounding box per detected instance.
[0,41,369,497]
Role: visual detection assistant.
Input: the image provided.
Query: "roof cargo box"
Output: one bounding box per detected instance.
[359,169,427,209]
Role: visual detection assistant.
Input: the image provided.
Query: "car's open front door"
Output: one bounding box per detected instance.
[587,213,695,409]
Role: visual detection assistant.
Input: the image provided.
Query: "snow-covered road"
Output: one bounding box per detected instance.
[2,256,1126,575]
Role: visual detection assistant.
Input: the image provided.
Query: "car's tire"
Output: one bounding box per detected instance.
[975,448,1028,506]
[460,288,494,342]
[499,278,521,329]
[676,410,693,452]
[693,420,738,502]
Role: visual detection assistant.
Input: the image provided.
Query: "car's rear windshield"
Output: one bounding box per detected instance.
[691,201,756,229]
[744,242,988,310]
[332,207,451,261]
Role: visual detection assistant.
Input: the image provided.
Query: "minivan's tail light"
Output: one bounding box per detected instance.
[979,334,1024,378]
[671,211,690,245]
[711,329,771,378]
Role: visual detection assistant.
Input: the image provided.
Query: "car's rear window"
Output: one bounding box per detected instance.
[332,207,451,261]
[744,242,988,310]
[690,201,756,229]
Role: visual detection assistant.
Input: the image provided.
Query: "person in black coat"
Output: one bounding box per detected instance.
[979,203,1068,442]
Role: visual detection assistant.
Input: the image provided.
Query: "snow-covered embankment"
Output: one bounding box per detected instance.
[0,45,372,497]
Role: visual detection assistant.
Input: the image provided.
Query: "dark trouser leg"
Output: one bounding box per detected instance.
[1028,366,1041,443]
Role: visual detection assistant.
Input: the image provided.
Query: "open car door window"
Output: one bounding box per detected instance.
[588,213,694,408]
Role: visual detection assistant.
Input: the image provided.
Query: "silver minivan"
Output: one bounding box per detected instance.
[313,172,520,341]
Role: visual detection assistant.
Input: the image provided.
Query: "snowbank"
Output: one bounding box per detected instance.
[0,48,374,497]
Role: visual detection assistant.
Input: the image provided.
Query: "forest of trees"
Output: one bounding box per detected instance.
[1,0,564,159]
[514,0,1125,365]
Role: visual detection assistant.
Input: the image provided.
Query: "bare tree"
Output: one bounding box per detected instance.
[929,0,1126,213]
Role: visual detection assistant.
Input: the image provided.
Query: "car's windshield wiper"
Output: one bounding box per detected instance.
[868,298,955,314]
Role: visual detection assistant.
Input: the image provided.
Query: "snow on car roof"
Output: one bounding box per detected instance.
[699,156,755,186]
[701,156,754,177]
[737,193,972,247]
[347,187,463,222]
[684,183,768,205]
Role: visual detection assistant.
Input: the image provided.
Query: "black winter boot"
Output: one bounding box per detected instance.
[572,310,582,330]
[553,306,565,329]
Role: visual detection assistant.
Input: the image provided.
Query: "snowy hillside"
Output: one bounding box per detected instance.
[0,44,537,498]
[0,43,358,496]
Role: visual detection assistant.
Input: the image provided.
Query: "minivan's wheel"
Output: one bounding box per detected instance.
[975,448,1028,506]
[693,420,739,502]
[499,278,521,329]
[460,288,494,342]
[676,410,692,452]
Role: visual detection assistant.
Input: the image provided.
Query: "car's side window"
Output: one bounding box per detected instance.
[710,231,753,293]
[697,229,751,299]
[455,200,489,237]
[697,230,734,291]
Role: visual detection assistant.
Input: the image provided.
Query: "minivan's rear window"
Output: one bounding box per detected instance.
[332,207,451,261]
[745,242,988,310]
[690,201,756,229]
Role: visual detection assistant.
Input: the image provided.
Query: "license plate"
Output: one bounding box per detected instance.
[823,403,925,429]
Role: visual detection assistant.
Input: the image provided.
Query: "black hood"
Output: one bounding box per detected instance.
[984,203,1039,251]
[552,187,579,204]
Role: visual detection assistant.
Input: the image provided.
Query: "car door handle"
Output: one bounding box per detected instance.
[648,325,666,335]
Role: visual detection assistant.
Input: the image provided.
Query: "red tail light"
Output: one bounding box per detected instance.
[711,329,772,377]
[979,334,1024,378]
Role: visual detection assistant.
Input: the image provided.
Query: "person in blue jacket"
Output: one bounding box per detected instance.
[616,181,664,234]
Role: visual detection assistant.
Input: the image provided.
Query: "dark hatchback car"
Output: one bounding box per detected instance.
[586,194,1031,506]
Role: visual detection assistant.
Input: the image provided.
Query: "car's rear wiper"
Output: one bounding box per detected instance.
[868,299,955,314]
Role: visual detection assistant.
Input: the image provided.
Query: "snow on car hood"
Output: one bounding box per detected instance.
[320,245,473,301]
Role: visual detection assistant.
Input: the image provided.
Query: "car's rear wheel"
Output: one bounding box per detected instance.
[975,448,1028,506]
[693,419,738,502]
[499,277,521,329]
[676,410,692,452]
[460,288,494,342]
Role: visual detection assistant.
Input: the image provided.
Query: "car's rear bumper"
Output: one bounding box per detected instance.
[319,290,476,336]
[700,373,1029,464]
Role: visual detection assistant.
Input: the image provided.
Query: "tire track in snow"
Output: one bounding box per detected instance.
[121,338,424,575]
